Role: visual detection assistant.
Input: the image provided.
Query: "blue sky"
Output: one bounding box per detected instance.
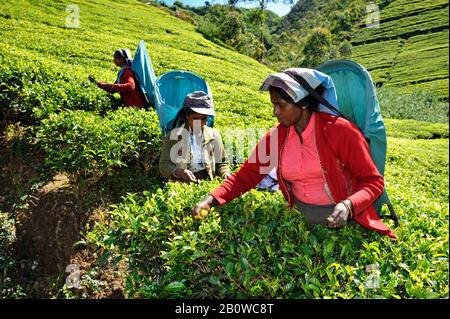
[162,0,293,17]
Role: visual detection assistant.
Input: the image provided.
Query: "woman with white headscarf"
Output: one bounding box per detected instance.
[90,49,147,108]
[192,68,396,239]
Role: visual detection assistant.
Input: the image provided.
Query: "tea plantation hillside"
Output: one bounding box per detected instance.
[351,0,449,100]
[0,0,276,130]
[0,0,448,299]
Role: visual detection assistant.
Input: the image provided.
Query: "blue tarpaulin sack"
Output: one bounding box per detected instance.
[131,40,157,107]
[154,70,214,135]
[131,40,214,135]
[316,60,399,226]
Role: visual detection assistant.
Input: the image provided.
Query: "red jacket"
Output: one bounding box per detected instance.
[98,66,147,107]
[211,112,396,239]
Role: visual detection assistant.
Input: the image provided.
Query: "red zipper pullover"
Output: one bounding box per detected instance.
[98,66,147,107]
[211,112,396,239]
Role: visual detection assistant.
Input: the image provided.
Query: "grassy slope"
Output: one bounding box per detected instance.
[0,0,276,129]
[0,0,448,298]
[351,0,449,99]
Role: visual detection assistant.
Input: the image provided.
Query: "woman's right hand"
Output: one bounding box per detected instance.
[97,82,114,93]
[88,75,97,84]
[192,195,217,220]
[174,168,197,183]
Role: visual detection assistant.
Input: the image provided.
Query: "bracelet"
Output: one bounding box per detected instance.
[340,200,353,220]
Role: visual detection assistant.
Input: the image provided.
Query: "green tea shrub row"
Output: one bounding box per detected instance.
[378,87,448,123]
[86,178,448,299]
[384,119,448,139]
[0,44,116,132]
[35,108,161,186]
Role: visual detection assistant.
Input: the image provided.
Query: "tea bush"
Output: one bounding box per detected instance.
[86,135,448,299]
[84,131,448,299]
[0,0,275,131]
[384,119,448,139]
[378,87,448,124]
[35,108,161,185]
[86,164,448,298]
[352,1,449,100]
[0,43,116,129]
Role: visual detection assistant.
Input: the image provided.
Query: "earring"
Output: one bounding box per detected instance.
[302,106,306,110]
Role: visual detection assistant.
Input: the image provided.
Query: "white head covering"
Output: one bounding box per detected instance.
[115,48,133,65]
[260,68,340,115]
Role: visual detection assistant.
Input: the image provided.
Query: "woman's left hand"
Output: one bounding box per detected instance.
[327,202,350,228]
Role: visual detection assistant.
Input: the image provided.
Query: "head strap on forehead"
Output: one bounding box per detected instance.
[283,70,344,119]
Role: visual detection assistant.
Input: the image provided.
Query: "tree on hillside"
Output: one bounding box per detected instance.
[229,0,293,10]
[279,0,365,38]
[173,1,184,7]
[263,30,304,70]
[302,27,336,68]
[197,4,252,51]
[228,0,293,42]
[338,39,352,59]
[280,0,320,33]
[219,10,245,44]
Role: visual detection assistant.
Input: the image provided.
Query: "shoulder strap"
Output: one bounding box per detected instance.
[116,66,126,84]
[283,70,345,119]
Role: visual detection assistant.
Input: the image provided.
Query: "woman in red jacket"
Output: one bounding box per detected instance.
[192,68,396,239]
[93,49,147,108]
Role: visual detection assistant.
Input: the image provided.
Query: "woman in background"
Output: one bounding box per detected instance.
[159,91,231,183]
[90,49,147,108]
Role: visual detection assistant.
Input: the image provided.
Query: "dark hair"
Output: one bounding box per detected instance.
[269,84,325,112]
[114,50,132,66]
[184,107,195,116]
[184,107,207,118]
[114,50,125,59]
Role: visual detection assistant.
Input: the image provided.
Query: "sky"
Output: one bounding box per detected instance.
[162,0,294,17]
